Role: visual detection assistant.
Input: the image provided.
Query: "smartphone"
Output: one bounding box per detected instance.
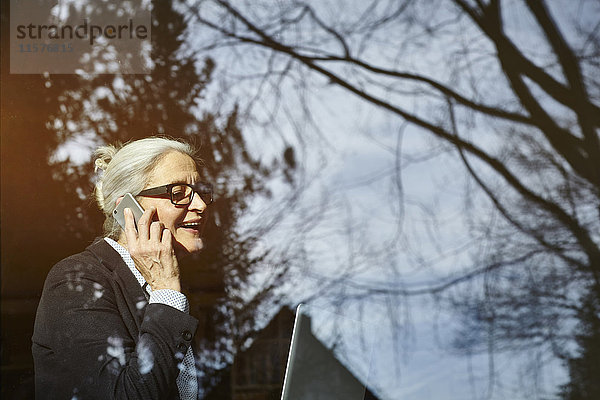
[113,193,145,230]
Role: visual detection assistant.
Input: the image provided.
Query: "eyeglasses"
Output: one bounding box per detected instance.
[138,182,214,206]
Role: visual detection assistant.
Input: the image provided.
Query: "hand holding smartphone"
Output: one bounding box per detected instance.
[113,193,145,230]
[112,193,181,292]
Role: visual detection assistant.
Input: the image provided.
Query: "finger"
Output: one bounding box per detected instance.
[161,227,174,252]
[149,221,164,244]
[123,208,138,244]
[137,206,156,242]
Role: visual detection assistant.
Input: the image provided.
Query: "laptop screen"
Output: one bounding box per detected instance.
[281,304,374,400]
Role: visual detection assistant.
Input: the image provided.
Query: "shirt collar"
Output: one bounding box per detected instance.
[104,237,151,293]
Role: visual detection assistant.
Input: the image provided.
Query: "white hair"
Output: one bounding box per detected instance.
[93,136,198,239]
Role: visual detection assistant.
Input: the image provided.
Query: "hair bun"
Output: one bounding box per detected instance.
[93,143,121,212]
[94,158,108,173]
[93,144,119,173]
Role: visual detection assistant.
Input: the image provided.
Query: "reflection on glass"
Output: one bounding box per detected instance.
[281,304,375,400]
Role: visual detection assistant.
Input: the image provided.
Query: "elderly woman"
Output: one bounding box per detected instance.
[32,137,212,400]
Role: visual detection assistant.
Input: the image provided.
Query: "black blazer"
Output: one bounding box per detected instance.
[32,238,199,400]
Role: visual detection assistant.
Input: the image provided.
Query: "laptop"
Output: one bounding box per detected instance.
[280,304,375,400]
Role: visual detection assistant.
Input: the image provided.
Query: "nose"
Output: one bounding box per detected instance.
[189,191,207,213]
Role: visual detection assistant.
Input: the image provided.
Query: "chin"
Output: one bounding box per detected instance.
[181,238,204,255]
[173,228,205,257]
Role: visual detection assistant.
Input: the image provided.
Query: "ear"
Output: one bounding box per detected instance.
[115,196,124,208]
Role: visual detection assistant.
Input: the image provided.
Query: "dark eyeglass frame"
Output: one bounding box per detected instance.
[138,182,214,206]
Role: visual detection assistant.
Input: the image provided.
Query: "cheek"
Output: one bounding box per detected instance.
[137,197,152,211]
[145,203,181,229]
[160,209,185,230]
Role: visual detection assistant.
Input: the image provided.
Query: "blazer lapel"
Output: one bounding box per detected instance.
[85,238,149,333]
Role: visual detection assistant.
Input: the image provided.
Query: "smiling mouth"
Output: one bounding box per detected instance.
[178,222,202,229]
